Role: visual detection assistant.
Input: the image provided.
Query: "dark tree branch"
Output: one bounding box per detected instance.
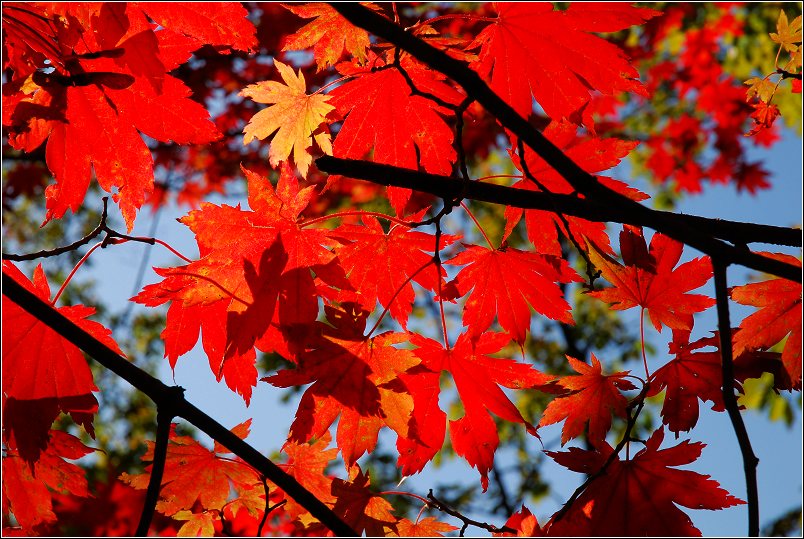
[1,272,359,538]
[713,260,760,537]
[517,139,598,284]
[326,4,802,282]
[316,156,802,281]
[135,405,178,536]
[426,490,516,536]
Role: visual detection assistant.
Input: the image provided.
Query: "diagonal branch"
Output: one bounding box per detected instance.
[1,272,359,538]
[327,4,802,281]
[713,260,760,537]
[316,156,802,281]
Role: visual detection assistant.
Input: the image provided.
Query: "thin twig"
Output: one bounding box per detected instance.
[713,259,760,537]
[1,197,173,263]
[426,490,516,535]
[256,477,286,536]
[2,198,110,261]
[551,385,648,525]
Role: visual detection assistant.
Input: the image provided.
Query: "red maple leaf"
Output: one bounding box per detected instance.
[539,354,636,445]
[471,3,660,121]
[120,421,260,517]
[2,430,95,535]
[403,332,553,490]
[447,244,581,344]
[281,3,374,70]
[331,468,397,537]
[277,432,339,521]
[649,330,786,434]
[2,2,255,230]
[730,253,802,390]
[546,427,745,536]
[396,516,458,537]
[328,54,463,215]
[330,214,458,328]
[504,121,647,257]
[133,165,343,403]
[2,262,122,462]
[265,304,419,467]
[494,506,544,537]
[587,226,716,332]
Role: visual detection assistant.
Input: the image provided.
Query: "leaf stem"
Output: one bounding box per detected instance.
[639,307,650,379]
[300,210,411,228]
[366,260,433,337]
[311,74,355,96]
[51,241,105,305]
[379,490,431,505]
[460,202,494,249]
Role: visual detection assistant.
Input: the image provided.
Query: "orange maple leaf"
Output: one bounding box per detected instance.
[587,226,716,332]
[241,60,334,178]
[730,253,802,390]
[539,354,635,445]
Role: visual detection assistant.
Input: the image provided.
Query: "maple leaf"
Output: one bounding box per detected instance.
[241,60,335,178]
[746,99,781,136]
[137,2,258,53]
[331,467,397,537]
[587,226,716,332]
[770,10,803,53]
[447,244,581,344]
[133,165,341,403]
[277,432,339,521]
[329,214,458,328]
[1,2,257,230]
[266,308,419,467]
[2,430,95,535]
[403,332,553,489]
[2,261,122,462]
[546,428,745,536]
[392,517,458,537]
[730,253,802,390]
[744,77,777,103]
[539,354,636,445]
[120,421,260,517]
[649,330,785,434]
[329,55,463,215]
[471,3,660,121]
[282,3,374,70]
[173,511,217,537]
[494,506,543,537]
[504,121,647,257]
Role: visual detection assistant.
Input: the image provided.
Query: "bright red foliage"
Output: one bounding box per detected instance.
[546,428,745,536]
[2,2,800,537]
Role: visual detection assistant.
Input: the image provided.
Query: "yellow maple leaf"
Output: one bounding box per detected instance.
[744,76,776,103]
[240,60,334,178]
[770,10,802,53]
